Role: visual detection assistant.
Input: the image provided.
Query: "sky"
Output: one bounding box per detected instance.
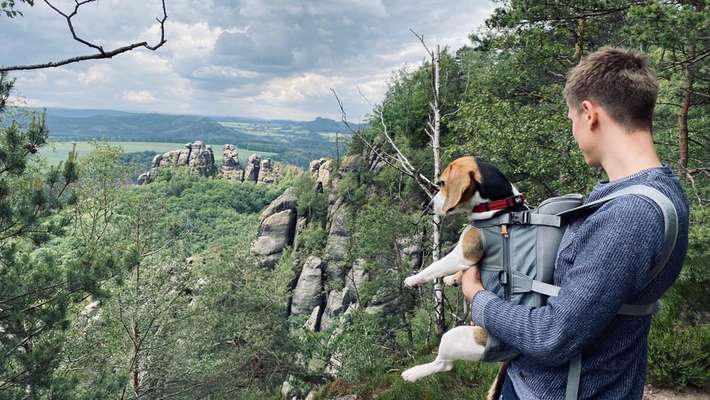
[1,0,494,121]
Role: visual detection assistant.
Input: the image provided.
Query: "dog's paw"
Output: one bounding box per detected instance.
[443,275,459,287]
[404,275,424,288]
[401,367,422,383]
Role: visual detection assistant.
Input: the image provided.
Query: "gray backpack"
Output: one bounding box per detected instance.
[471,184,679,400]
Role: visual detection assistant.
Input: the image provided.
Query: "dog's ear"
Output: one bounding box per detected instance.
[443,164,474,213]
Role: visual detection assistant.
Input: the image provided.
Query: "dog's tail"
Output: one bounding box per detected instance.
[485,361,509,400]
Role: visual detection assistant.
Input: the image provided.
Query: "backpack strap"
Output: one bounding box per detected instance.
[554,184,679,400]
[472,212,562,228]
[557,184,679,288]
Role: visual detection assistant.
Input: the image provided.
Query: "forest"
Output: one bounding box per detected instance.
[1,1,708,399]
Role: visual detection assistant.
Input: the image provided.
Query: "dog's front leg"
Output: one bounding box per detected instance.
[404,226,482,288]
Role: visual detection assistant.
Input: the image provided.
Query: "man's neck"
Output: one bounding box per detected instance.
[600,127,662,182]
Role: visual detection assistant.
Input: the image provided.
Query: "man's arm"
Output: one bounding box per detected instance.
[466,195,664,366]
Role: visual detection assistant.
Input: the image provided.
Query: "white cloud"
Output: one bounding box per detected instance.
[1,0,495,120]
[254,73,342,103]
[122,90,158,104]
[78,65,111,84]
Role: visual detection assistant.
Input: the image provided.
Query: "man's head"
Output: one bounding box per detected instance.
[563,47,658,166]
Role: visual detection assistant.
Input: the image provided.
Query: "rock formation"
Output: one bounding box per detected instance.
[251,188,298,268]
[244,154,261,182]
[220,144,244,181]
[137,141,282,185]
[262,152,420,398]
[138,140,216,184]
[253,155,374,336]
[290,256,324,315]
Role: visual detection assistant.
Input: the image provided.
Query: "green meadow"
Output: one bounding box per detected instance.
[38,141,276,166]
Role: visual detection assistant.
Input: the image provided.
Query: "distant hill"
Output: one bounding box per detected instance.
[9,107,360,167]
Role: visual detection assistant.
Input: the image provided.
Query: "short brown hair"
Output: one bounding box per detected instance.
[563,47,658,131]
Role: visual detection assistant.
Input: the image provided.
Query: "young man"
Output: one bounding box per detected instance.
[461,47,690,399]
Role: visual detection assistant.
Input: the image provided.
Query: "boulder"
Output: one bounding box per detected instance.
[364,287,400,315]
[251,209,297,257]
[260,187,297,221]
[292,217,308,251]
[397,234,424,271]
[220,144,244,180]
[290,256,324,315]
[304,306,321,332]
[319,286,355,331]
[316,158,335,189]
[244,154,261,182]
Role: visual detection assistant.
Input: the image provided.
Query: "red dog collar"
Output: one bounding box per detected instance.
[472,194,526,213]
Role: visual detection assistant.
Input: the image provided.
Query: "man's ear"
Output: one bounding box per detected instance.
[581,100,599,130]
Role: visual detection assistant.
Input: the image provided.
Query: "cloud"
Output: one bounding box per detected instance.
[1,0,495,121]
[122,90,158,104]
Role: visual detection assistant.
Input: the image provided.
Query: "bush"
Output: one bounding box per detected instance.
[648,299,710,390]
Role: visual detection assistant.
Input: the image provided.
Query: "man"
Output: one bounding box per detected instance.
[461,47,690,399]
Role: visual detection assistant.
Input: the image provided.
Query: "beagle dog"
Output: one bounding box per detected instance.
[401,156,524,397]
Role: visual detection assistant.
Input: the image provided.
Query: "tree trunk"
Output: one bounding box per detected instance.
[574,17,585,62]
[678,70,693,170]
[431,45,446,335]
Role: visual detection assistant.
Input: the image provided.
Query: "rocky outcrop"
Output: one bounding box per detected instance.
[244,154,261,182]
[323,198,350,283]
[309,157,335,191]
[258,158,281,184]
[290,256,324,315]
[254,151,407,327]
[251,188,298,268]
[220,144,244,181]
[138,140,216,184]
[137,141,282,185]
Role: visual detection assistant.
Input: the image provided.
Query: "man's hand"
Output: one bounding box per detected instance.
[461,267,484,303]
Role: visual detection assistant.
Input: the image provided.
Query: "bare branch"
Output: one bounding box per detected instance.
[410,28,432,58]
[0,0,168,72]
[331,88,436,198]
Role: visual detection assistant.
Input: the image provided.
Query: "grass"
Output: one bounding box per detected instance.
[38,141,276,166]
[313,360,499,400]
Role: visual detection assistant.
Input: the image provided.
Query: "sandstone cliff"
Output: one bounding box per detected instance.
[137,141,282,185]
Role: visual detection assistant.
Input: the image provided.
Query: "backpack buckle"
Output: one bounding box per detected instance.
[498,270,508,286]
[510,212,530,224]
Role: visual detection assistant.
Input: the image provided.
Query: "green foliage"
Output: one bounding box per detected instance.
[0,77,85,398]
[297,224,328,256]
[648,296,710,390]
[293,173,328,224]
[314,362,498,400]
[118,150,158,169]
[646,205,710,390]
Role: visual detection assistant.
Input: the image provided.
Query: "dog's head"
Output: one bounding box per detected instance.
[431,156,516,216]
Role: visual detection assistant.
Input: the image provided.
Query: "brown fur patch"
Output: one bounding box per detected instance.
[440,156,482,213]
[473,326,488,347]
[462,228,484,263]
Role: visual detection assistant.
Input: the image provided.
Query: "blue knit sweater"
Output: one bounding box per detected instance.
[472,165,689,399]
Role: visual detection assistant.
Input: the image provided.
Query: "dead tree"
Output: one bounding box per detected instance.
[411,30,446,335]
[0,0,168,72]
[332,31,452,336]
